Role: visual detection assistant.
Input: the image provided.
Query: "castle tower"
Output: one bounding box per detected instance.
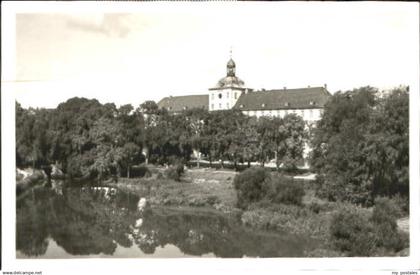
[208,54,249,111]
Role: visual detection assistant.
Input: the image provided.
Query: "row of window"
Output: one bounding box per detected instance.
[211,92,238,100]
[239,101,316,109]
[210,103,230,110]
[242,109,323,120]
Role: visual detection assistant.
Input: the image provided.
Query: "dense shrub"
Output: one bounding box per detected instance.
[205,195,220,206]
[390,194,409,216]
[233,168,306,208]
[330,207,377,256]
[371,197,400,224]
[269,176,305,206]
[66,156,83,178]
[233,167,272,208]
[165,167,180,181]
[241,203,330,239]
[308,202,323,214]
[130,164,152,178]
[329,199,408,256]
[371,197,407,252]
[156,171,164,179]
[165,163,185,182]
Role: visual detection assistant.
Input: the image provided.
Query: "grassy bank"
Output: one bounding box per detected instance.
[107,167,238,212]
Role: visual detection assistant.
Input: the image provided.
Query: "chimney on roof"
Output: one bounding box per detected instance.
[307,85,311,88]
[283,87,287,90]
[324,84,327,89]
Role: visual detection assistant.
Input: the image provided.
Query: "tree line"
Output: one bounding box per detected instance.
[16,97,306,179]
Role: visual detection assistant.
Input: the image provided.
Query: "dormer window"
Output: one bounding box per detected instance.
[168,106,172,110]
[183,106,188,110]
[309,101,315,105]
[261,103,266,108]
[284,102,289,107]
[239,104,244,108]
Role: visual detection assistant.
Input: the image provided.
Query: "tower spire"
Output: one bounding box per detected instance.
[227,46,236,77]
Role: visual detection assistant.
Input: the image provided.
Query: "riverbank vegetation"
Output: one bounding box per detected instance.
[16,85,409,257]
[233,167,305,208]
[103,164,408,257]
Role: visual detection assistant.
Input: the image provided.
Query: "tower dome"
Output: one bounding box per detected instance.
[213,57,245,88]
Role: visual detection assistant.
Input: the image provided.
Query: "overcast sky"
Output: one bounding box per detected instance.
[6,2,420,108]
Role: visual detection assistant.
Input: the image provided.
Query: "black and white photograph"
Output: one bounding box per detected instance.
[1,1,419,274]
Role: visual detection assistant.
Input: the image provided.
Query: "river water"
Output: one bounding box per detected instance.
[16,183,316,258]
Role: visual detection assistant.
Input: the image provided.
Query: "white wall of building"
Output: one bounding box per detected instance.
[242,108,323,122]
[209,88,243,111]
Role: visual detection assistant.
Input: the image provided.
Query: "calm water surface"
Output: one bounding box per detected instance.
[16,182,316,258]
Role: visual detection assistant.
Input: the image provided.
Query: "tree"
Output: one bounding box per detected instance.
[16,102,35,167]
[115,104,144,177]
[256,117,276,167]
[362,87,409,197]
[310,86,408,205]
[254,115,306,171]
[239,117,260,168]
[16,103,53,168]
[87,117,121,179]
[310,87,377,204]
[183,108,208,168]
[48,97,112,175]
[138,101,166,165]
[120,143,141,178]
[279,114,306,171]
[210,110,247,168]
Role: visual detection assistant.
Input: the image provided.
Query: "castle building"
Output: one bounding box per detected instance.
[158,57,331,123]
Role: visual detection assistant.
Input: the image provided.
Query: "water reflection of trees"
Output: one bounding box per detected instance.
[17,187,140,257]
[17,187,312,258]
[16,191,50,256]
[133,208,310,258]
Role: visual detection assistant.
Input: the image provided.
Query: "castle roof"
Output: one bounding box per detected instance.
[158,94,209,113]
[233,87,331,111]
